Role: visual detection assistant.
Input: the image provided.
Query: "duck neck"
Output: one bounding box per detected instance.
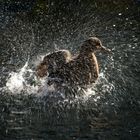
[79,45,95,56]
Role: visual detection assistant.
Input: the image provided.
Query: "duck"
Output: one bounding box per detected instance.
[36,37,111,86]
[49,37,111,86]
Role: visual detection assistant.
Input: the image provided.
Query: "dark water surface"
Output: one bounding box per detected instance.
[0,0,140,140]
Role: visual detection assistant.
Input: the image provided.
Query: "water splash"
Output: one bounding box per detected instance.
[75,72,115,103]
[6,60,39,94]
[5,58,69,96]
[5,57,114,104]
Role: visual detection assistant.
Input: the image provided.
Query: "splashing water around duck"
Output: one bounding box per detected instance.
[5,56,114,103]
[6,59,39,94]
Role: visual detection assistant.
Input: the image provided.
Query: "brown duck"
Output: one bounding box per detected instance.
[36,37,111,86]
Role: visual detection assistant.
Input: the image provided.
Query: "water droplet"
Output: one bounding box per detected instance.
[126,18,129,21]
[118,13,122,16]
[113,24,116,27]
[51,2,54,6]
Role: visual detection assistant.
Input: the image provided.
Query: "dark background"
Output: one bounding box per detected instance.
[0,0,140,140]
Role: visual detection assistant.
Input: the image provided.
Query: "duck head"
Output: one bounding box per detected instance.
[80,37,111,53]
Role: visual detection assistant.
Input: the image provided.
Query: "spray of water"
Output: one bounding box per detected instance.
[5,55,114,104]
[6,60,39,94]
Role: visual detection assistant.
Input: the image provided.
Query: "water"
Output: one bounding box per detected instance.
[0,0,140,140]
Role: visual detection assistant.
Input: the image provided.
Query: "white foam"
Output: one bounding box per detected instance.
[6,61,39,94]
[6,61,28,93]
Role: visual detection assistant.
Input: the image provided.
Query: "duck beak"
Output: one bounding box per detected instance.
[100,45,111,53]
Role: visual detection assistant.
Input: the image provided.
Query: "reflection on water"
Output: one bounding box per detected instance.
[0,0,140,140]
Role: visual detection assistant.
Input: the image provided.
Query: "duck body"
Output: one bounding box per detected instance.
[51,52,99,86]
[36,50,72,78]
